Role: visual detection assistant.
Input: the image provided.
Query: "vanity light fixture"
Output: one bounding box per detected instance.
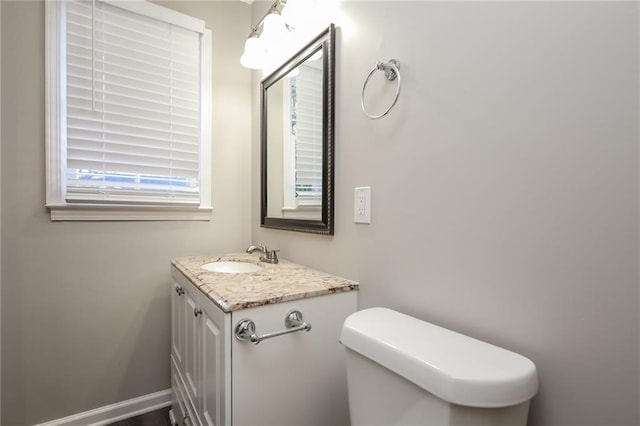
[240,0,291,70]
[240,0,338,70]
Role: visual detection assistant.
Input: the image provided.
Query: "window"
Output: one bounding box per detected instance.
[46,0,212,220]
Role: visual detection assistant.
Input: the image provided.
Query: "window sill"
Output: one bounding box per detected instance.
[47,204,213,221]
[281,205,321,220]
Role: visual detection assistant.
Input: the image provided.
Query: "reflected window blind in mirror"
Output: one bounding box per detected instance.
[290,63,322,207]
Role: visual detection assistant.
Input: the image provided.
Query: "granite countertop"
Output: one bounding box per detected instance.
[171,253,359,313]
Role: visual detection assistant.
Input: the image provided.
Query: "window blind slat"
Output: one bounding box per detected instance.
[67,47,199,87]
[67,138,200,160]
[67,86,199,118]
[67,159,199,178]
[67,126,200,149]
[68,109,200,135]
[66,156,200,172]
[67,96,199,126]
[67,117,199,143]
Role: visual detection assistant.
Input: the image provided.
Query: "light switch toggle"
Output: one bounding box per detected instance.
[354,187,371,224]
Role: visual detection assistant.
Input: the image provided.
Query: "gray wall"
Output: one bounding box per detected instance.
[1,1,638,425]
[251,2,640,425]
[1,1,252,424]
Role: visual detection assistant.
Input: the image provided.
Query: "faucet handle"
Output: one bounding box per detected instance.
[262,248,280,264]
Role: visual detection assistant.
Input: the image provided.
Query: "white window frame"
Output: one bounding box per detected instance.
[45,0,212,221]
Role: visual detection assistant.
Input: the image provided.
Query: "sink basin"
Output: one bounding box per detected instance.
[201,261,262,273]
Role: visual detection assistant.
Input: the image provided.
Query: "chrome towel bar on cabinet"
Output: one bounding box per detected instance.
[234,310,312,344]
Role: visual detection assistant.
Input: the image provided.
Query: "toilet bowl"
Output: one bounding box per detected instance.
[340,308,538,426]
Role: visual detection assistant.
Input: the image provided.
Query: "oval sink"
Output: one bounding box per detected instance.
[201,261,262,274]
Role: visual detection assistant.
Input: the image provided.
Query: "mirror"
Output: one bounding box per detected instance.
[261,24,335,235]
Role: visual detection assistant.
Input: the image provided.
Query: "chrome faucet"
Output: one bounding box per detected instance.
[246,244,280,264]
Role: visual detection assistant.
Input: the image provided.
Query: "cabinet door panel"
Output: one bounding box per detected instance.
[170,357,186,425]
[171,282,186,371]
[172,355,201,426]
[201,299,230,426]
[184,283,201,408]
[201,314,221,426]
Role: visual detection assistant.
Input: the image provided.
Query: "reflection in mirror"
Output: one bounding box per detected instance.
[266,55,323,220]
[261,24,335,234]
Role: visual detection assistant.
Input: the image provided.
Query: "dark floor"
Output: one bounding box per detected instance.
[106,407,172,426]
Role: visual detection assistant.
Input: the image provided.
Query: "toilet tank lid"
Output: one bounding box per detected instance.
[340,307,538,408]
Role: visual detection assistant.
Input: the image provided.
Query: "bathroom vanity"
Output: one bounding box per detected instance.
[170,253,359,426]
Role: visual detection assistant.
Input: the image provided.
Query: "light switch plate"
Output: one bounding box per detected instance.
[354,187,371,224]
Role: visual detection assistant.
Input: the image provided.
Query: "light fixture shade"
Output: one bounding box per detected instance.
[240,36,266,69]
[260,12,288,46]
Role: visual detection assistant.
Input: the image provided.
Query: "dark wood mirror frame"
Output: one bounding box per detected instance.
[260,24,335,235]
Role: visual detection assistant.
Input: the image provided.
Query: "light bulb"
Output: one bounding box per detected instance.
[240,37,266,69]
[260,12,288,47]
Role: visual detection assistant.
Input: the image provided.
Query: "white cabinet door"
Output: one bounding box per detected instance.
[171,281,186,373]
[171,356,187,425]
[172,266,231,426]
[199,298,231,426]
[183,280,202,416]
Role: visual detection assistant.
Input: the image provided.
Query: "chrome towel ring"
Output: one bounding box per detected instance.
[361,59,401,119]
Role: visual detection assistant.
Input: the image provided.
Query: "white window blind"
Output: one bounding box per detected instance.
[291,63,323,205]
[63,0,206,206]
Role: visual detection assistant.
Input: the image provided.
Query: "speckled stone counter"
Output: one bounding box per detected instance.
[171,253,359,313]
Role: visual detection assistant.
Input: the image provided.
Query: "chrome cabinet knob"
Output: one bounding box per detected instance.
[194,308,202,317]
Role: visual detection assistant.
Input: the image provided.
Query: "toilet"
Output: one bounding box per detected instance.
[340,308,538,426]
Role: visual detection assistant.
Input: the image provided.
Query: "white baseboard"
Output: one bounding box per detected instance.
[34,389,172,426]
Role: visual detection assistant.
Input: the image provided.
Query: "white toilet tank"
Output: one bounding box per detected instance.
[340,308,538,426]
